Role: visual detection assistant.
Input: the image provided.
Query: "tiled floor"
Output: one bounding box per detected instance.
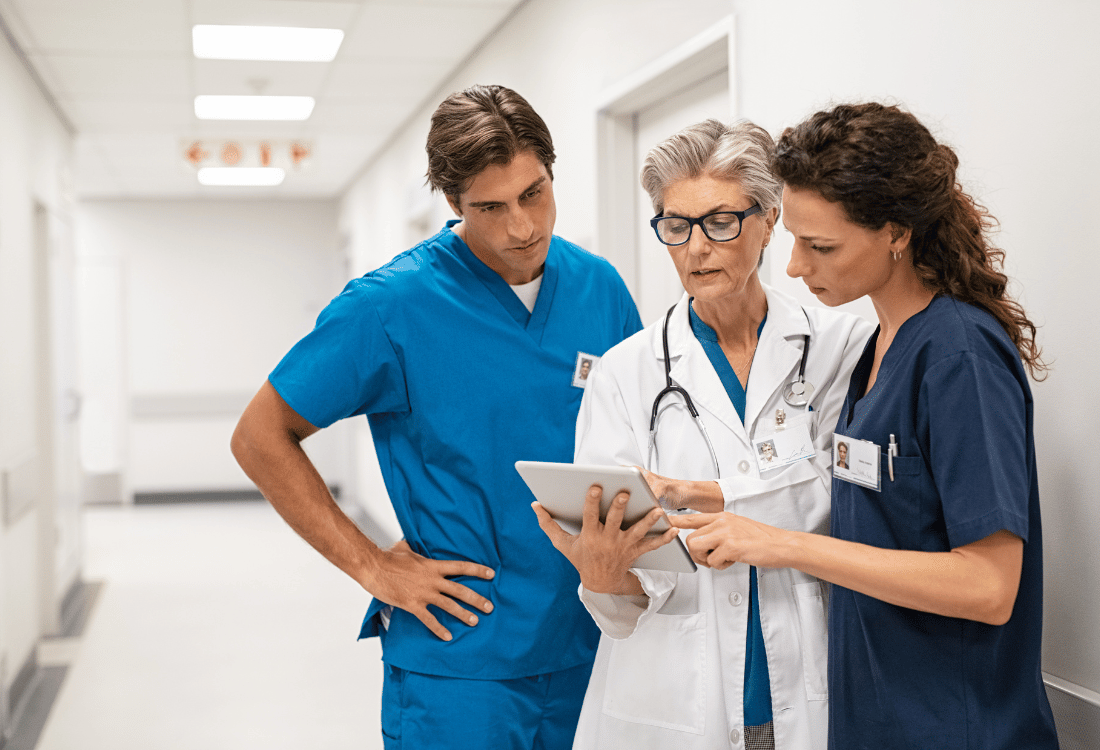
[33,501,385,750]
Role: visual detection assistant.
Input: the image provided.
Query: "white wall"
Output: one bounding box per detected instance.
[733,0,1100,695]
[0,17,76,729]
[76,199,352,498]
[339,0,1100,695]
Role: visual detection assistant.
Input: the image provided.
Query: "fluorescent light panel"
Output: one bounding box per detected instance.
[194,95,315,121]
[193,25,344,62]
[197,168,285,187]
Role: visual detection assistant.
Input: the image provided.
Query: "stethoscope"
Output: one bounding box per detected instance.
[646,302,815,478]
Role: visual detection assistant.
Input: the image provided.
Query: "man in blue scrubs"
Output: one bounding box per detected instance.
[231,85,642,749]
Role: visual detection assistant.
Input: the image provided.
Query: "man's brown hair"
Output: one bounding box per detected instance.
[426,85,555,202]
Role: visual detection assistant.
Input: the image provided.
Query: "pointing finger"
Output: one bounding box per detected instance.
[667,512,720,529]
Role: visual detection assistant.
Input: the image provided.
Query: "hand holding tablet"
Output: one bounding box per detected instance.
[517,461,697,575]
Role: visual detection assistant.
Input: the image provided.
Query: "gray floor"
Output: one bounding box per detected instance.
[27,501,385,750]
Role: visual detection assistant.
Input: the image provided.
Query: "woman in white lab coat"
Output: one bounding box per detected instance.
[534,120,872,749]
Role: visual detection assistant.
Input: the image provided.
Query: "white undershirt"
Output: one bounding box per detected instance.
[510,274,543,313]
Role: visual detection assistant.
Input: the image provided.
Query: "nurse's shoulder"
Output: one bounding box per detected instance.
[317,228,459,322]
[918,296,1028,378]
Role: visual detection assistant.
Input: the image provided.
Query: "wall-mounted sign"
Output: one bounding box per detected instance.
[180,140,313,170]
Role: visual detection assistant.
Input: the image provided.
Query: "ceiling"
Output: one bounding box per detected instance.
[0,0,526,198]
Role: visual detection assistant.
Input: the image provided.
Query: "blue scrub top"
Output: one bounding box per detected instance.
[270,221,642,680]
[828,296,1058,749]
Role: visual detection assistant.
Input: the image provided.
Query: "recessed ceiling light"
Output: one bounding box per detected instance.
[197,167,286,187]
[192,25,344,62]
[194,95,315,121]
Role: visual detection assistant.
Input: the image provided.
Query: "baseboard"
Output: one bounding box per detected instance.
[133,485,340,505]
[133,489,265,504]
[58,579,105,639]
[1044,672,1100,750]
[6,651,37,734]
[0,667,65,750]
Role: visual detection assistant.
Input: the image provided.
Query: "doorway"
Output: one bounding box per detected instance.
[596,17,736,326]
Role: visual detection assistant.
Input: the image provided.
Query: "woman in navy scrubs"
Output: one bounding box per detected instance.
[670,103,1060,749]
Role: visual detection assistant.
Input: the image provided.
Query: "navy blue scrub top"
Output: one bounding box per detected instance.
[828,296,1058,749]
[270,221,642,680]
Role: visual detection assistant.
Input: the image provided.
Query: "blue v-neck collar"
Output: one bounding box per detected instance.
[444,220,558,341]
[688,301,767,425]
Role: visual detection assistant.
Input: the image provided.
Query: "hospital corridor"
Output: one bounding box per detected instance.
[24,501,386,750]
[0,0,1098,748]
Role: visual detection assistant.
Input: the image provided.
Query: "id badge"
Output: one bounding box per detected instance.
[572,352,598,388]
[833,433,880,491]
[753,422,814,473]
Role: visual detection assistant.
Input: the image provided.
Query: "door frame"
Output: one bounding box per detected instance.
[595,16,737,296]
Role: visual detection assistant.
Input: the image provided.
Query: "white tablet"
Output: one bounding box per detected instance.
[515,461,697,574]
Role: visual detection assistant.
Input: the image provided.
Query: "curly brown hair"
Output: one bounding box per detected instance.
[774,102,1046,379]
[425,85,555,202]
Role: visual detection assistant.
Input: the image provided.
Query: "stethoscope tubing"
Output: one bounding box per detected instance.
[647,300,814,478]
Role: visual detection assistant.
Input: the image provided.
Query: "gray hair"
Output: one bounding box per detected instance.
[640,119,781,219]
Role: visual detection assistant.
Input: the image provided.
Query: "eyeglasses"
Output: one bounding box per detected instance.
[650,205,763,246]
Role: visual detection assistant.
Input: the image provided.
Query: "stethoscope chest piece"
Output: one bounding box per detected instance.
[781,332,815,407]
[783,378,815,407]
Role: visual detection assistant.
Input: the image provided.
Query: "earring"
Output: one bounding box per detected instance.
[892,249,901,261]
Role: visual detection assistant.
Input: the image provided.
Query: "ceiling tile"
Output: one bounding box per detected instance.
[9,0,189,54]
[59,97,194,132]
[340,3,514,63]
[192,59,331,96]
[189,0,361,30]
[322,58,445,101]
[189,120,313,140]
[31,54,190,98]
[308,99,408,136]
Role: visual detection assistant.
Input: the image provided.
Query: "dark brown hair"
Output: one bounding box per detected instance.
[426,85,555,202]
[775,102,1046,378]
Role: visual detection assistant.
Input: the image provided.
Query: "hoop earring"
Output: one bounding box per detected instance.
[892,249,901,261]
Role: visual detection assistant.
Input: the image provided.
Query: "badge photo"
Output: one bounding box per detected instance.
[572,352,598,389]
[753,423,815,473]
[833,434,881,491]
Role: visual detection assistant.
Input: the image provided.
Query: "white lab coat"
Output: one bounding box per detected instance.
[572,285,873,750]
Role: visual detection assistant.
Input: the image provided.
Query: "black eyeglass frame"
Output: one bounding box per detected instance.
[649,204,763,246]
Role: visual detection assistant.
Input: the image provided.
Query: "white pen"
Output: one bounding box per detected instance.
[888,434,898,482]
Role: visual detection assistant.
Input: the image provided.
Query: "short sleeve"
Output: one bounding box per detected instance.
[922,352,1030,548]
[620,287,643,340]
[269,279,410,428]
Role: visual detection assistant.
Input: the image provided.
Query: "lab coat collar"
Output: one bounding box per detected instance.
[653,285,810,446]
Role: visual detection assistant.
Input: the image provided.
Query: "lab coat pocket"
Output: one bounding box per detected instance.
[602,612,707,734]
[793,581,829,701]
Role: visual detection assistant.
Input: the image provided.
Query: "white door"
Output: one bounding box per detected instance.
[632,70,730,326]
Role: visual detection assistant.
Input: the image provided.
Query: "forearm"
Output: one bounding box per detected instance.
[232,410,383,591]
[778,529,1022,625]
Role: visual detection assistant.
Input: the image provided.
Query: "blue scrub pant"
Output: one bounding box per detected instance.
[379,661,593,750]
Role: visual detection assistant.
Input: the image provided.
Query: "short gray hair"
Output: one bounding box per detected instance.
[640,119,781,219]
